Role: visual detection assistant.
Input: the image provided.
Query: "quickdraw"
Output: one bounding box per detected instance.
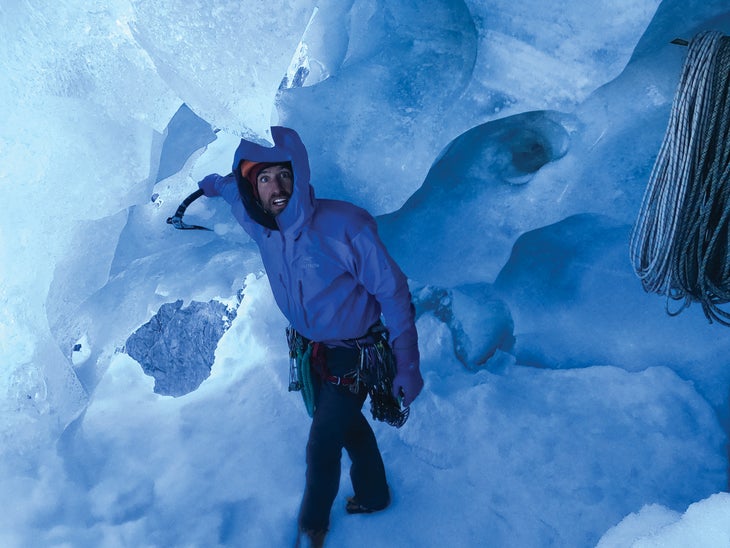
[357,332,409,428]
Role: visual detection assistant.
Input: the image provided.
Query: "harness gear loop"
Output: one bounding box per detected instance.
[287,327,316,417]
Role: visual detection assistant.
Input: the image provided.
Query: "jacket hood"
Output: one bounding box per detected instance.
[232,126,314,232]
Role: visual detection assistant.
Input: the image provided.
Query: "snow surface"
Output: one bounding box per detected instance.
[2,0,730,546]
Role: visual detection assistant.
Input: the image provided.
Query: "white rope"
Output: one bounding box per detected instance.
[629,30,728,319]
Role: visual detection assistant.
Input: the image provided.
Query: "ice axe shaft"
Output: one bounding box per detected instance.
[166,188,212,231]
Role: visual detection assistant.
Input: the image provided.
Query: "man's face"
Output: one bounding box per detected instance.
[256,165,293,216]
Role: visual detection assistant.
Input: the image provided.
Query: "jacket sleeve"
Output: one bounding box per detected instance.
[198,173,266,240]
[197,173,240,205]
[349,217,417,346]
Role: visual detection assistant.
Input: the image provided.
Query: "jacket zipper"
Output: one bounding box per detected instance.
[280,230,306,330]
[298,279,310,330]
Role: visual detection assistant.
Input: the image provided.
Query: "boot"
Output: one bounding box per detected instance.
[295,528,326,548]
[345,493,390,514]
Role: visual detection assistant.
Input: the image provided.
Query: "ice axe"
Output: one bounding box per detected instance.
[166,171,235,231]
[166,188,212,231]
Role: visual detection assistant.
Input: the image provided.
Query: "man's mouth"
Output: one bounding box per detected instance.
[272,197,288,207]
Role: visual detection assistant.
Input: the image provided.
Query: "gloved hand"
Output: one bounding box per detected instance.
[391,332,423,407]
[198,173,222,197]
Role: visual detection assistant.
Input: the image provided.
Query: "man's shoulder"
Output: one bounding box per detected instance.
[315,198,374,226]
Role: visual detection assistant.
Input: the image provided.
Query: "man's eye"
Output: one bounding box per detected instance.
[258,176,269,183]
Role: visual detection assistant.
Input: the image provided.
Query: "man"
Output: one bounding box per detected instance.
[197,126,423,547]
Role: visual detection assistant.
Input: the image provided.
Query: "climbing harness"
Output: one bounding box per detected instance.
[166,188,213,231]
[630,30,730,324]
[286,324,409,427]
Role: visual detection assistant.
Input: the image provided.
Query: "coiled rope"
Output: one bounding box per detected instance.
[630,30,730,324]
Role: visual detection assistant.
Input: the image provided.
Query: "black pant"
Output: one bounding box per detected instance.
[298,346,389,532]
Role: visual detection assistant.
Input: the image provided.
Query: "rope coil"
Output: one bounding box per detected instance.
[630,31,730,324]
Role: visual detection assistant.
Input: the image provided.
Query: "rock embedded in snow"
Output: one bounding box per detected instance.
[125,299,237,396]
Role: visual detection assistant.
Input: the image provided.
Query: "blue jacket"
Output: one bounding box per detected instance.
[200,126,417,348]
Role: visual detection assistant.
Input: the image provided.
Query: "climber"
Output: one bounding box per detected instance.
[196,126,423,547]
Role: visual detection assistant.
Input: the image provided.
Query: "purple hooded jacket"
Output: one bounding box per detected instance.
[199,126,417,349]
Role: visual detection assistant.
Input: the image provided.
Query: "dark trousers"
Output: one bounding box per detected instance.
[298,346,389,532]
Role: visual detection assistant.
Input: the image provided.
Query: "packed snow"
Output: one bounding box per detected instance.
[1,0,730,546]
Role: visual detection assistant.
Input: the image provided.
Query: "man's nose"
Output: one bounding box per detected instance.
[274,174,287,188]
[266,177,280,190]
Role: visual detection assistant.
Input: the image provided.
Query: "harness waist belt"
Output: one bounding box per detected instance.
[325,374,356,386]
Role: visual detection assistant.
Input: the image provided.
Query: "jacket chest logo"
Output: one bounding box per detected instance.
[299,257,320,270]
